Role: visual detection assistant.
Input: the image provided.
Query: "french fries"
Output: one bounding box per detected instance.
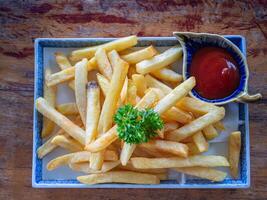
[51,135,84,152]
[95,48,113,80]
[228,131,241,178]
[132,74,147,97]
[70,35,138,62]
[136,46,183,74]
[174,167,227,182]
[77,171,160,184]
[166,107,225,142]
[131,155,229,169]
[75,58,88,125]
[37,36,240,185]
[41,68,57,138]
[139,140,188,157]
[36,98,85,144]
[150,68,183,82]
[85,82,100,146]
[121,45,157,64]
[56,103,78,115]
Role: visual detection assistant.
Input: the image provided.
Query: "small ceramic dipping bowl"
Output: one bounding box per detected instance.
[173,32,261,105]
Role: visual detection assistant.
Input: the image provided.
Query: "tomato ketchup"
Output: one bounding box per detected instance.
[190,47,240,99]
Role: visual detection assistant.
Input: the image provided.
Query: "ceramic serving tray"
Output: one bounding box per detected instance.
[33,36,250,188]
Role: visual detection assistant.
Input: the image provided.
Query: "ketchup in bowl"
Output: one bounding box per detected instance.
[190,47,240,99]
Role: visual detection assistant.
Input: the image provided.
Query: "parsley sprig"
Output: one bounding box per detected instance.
[114,104,164,144]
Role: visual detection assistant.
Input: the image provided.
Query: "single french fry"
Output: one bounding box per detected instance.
[132,74,147,97]
[139,140,188,157]
[47,153,73,170]
[120,143,137,166]
[174,167,227,182]
[96,73,109,96]
[117,162,167,174]
[166,107,225,142]
[95,48,113,80]
[151,68,183,82]
[77,171,160,184]
[121,45,157,64]
[214,121,225,131]
[85,82,100,146]
[138,144,173,158]
[70,161,120,174]
[186,142,201,156]
[145,74,172,95]
[41,68,57,138]
[192,132,209,153]
[120,77,128,103]
[85,89,159,152]
[162,107,192,124]
[75,58,88,125]
[164,122,180,132]
[36,98,85,145]
[55,52,72,70]
[51,135,84,152]
[131,155,229,169]
[177,97,219,115]
[126,79,137,105]
[153,77,196,115]
[203,125,219,140]
[136,46,182,74]
[69,150,118,164]
[229,131,241,178]
[70,35,138,62]
[56,103,78,115]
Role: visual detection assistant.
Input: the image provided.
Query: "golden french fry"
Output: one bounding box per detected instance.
[120,77,128,103]
[174,167,227,182]
[121,45,157,64]
[229,131,241,178]
[138,144,173,158]
[136,46,182,74]
[47,153,73,170]
[177,97,219,115]
[126,79,138,105]
[55,52,72,70]
[154,77,196,115]
[77,171,160,184]
[131,155,229,169]
[214,121,225,131]
[56,103,78,115]
[132,74,147,97]
[119,48,136,55]
[162,107,192,124]
[95,48,113,80]
[36,97,85,144]
[203,125,219,140]
[151,68,183,82]
[51,135,83,152]
[192,132,209,153]
[145,74,172,94]
[85,82,100,145]
[96,73,109,96]
[70,35,138,62]
[85,89,159,153]
[70,161,120,174]
[41,68,57,138]
[69,150,118,163]
[186,142,201,156]
[164,122,180,132]
[120,143,137,166]
[140,140,188,157]
[117,162,167,174]
[166,107,225,142]
[75,58,88,125]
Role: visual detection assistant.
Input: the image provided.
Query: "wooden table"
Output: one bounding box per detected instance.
[0,1,266,199]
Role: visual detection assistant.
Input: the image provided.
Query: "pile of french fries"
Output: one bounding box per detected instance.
[36,35,241,185]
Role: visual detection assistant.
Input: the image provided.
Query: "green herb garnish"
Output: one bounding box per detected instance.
[114,104,164,144]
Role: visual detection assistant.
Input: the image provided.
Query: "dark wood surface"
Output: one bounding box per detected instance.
[0,1,266,199]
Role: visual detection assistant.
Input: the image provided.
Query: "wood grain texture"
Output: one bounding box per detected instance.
[0,0,266,199]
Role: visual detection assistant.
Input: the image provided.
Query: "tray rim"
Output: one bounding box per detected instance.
[33,36,250,189]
